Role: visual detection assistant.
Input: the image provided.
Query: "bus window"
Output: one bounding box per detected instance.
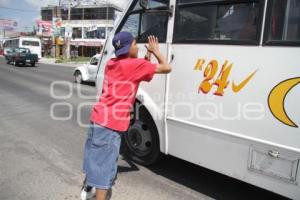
[120,14,140,38]
[118,0,169,43]
[264,0,300,45]
[139,12,168,42]
[22,40,40,47]
[10,39,17,48]
[133,0,169,10]
[173,0,262,44]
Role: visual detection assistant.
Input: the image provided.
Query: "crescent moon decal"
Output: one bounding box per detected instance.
[268,77,300,128]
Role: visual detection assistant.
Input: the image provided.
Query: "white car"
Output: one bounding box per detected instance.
[73,54,101,84]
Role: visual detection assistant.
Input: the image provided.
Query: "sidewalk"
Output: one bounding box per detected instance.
[39,57,85,68]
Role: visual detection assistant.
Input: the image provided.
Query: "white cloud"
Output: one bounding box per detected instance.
[24,0,128,9]
[111,0,128,7]
[0,0,9,6]
[24,0,59,8]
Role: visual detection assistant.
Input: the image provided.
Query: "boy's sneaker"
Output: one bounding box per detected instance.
[80,178,96,200]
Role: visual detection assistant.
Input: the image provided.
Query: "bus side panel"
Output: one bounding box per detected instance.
[167,119,300,199]
[167,45,300,149]
[166,44,300,199]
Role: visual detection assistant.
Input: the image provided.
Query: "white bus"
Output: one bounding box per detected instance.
[3,37,42,59]
[96,0,300,199]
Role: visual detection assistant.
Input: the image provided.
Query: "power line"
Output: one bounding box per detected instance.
[0,6,37,13]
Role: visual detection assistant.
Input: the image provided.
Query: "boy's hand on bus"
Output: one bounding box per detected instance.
[144,47,152,61]
[145,35,159,55]
[145,35,171,74]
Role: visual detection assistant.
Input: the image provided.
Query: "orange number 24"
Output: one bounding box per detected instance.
[197,60,232,96]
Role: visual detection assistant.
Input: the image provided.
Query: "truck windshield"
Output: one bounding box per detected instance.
[18,48,30,53]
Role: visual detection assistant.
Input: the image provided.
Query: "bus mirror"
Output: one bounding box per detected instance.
[140,0,148,9]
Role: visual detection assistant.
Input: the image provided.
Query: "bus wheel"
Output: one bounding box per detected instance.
[122,105,161,166]
[74,71,83,84]
[31,62,35,67]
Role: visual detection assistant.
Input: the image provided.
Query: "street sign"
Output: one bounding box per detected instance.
[65,26,73,38]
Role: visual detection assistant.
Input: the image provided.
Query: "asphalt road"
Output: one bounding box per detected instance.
[0,57,289,200]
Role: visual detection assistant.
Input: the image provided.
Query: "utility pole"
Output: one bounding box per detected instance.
[106,0,109,40]
[65,0,71,59]
[54,6,57,58]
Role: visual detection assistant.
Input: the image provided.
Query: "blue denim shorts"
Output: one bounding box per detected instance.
[83,122,121,189]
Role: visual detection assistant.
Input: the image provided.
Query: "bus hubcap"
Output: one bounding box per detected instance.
[127,121,152,156]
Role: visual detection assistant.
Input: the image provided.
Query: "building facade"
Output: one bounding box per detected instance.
[40,3,121,57]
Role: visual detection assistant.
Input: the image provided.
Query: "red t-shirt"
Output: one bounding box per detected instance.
[90,57,156,132]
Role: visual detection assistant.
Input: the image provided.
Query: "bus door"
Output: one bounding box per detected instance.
[97,0,171,120]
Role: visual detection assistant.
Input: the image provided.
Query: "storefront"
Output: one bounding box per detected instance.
[70,40,103,57]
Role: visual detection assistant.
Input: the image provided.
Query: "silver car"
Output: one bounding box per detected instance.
[73,54,101,84]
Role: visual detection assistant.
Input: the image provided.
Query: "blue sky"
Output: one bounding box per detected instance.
[0,0,42,32]
[0,0,126,32]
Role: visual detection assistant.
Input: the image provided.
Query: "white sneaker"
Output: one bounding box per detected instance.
[80,178,96,200]
[80,185,96,200]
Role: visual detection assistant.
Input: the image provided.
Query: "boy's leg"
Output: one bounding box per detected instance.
[83,123,121,199]
[96,189,107,200]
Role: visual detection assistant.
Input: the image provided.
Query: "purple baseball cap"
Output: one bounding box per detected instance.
[112,31,135,57]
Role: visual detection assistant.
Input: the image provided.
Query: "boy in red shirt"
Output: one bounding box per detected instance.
[81,32,172,200]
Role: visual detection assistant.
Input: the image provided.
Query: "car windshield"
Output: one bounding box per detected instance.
[90,57,99,65]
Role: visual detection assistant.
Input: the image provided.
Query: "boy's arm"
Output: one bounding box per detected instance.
[145,36,172,74]
[144,49,151,61]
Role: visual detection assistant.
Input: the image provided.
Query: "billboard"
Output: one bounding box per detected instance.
[36,20,52,37]
[0,19,18,31]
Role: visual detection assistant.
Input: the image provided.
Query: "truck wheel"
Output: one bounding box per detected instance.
[13,60,18,66]
[74,71,83,84]
[31,62,35,67]
[122,103,161,166]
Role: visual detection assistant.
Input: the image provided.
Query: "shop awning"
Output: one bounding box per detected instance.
[70,40,103,47]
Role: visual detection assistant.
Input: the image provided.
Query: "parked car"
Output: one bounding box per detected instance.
[5,47,38,67]
[3,47,12,56]
[73,54,101,84]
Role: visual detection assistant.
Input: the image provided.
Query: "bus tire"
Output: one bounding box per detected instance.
[122,104,161,166]
[31,62,35,67]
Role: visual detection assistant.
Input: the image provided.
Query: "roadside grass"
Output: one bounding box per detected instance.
[55,56,90,63]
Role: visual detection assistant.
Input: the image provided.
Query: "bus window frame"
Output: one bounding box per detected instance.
[116,0,170,43]
[172,0,265,46]
[263,0,300,47]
